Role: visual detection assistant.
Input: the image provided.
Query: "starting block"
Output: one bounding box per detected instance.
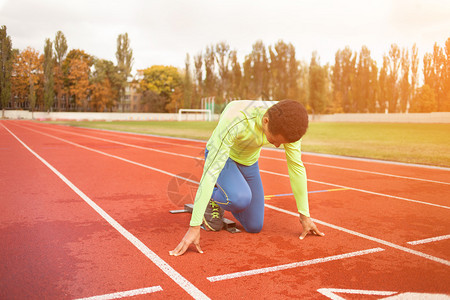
[170,204,241,233]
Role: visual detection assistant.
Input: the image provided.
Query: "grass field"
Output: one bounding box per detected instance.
[46,120,450,168]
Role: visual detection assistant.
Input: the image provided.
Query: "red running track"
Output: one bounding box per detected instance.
[1,120,449,300]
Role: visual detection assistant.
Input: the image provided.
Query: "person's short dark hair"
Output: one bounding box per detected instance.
[267,100,309,143]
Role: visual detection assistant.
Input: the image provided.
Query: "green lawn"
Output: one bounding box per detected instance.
[302,123,450,167]
[46,120,450,167]
[51,120,218,140]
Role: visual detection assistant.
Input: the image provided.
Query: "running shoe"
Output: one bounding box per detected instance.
[203,199,224,231]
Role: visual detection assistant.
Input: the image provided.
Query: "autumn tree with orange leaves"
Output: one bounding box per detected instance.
[67,58,90,110]
[11,47,42,110]
[90,59,120,111]
[64,49,93,110]
[4,28,449,113]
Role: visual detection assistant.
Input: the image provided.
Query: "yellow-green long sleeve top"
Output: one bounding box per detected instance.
[190,100,309,226]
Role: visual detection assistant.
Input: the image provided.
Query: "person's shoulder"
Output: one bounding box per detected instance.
[283,138,302,149]
[220,101,249,120]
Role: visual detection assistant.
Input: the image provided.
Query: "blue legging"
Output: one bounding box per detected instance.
[205,149,265,233]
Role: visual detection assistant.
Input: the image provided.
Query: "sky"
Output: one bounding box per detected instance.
[1,0,449,75]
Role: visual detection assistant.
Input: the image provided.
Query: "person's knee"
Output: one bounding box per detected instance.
[228,189,252,211]
[244,221,263,233]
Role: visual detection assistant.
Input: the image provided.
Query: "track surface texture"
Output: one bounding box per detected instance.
[1,120,449,300]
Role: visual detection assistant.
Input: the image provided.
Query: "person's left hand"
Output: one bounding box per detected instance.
[299,214,325,240]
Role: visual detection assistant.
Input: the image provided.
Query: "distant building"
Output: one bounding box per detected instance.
[122,70,143,112]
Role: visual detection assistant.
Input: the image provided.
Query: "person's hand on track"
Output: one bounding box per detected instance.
[299,214,324,240]
[169,226,203,256]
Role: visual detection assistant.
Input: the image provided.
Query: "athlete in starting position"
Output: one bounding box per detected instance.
[170,100,324,256]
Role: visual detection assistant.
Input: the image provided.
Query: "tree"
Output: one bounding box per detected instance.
[29,74,36,114]
[165,86,183,113]
[90,59,120,111]
[64,49,93,110]
[368,60,379,113]
[116,33,134,111]
[67,58,90,110]
[445,38,450,111]
[297,60,309,109]
[90,77,113,112]
[54,30,68,111]
[287,43,300,101]
[387,44,401,112]
[410,43,419,112]
[183,53,193,108]
[229,50,242,99]
[354,46,373,112]
[0,25,13,117]
[11,47,42,111]
[243,40,270,100]
[378,55,389,113]
[332,47,356,112]
[204,45,216,99]
[269,40,290,100]
[308,51,327,114]
[43,38,54,111]
[215,41,231,103]
[193,52,203,108]
[399,47,410,113]
[331,50,343,112]
[139,65,183,112]
[63,49,93,72]
[423,53,434,87]
[410,84,436,112]
[431,42,447,111]
[242,55,251,99]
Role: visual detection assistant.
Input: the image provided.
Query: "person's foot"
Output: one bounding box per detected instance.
[203,199,224,231]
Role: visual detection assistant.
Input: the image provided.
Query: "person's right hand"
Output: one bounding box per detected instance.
[169,226,203,256]
[299,214,324,240]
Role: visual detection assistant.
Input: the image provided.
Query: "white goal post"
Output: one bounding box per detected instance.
[178,109,212,121]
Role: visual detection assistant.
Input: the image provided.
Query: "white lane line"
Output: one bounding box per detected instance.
[20,122,449,211]
[35,123,204,161]
[300,150,450,171]
[38,121,206,150]
[304,162,450,185]
[18,125,199,185]
[34,121,450,182]
[265,204,450,267]
[11,123,450,267]
[2,124,210,300]
[207,248,385,282]
[38,121,450,171]
[261,169,450,210]
[260,156,450,186]
[74,286,163,300]
[317,288,397,300]
[407,234,450,245]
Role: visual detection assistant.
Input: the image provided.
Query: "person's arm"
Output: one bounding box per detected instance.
[189,119,241,226]
[170,118,241,256]
[284,140,324,239]
[284,140,309,216]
